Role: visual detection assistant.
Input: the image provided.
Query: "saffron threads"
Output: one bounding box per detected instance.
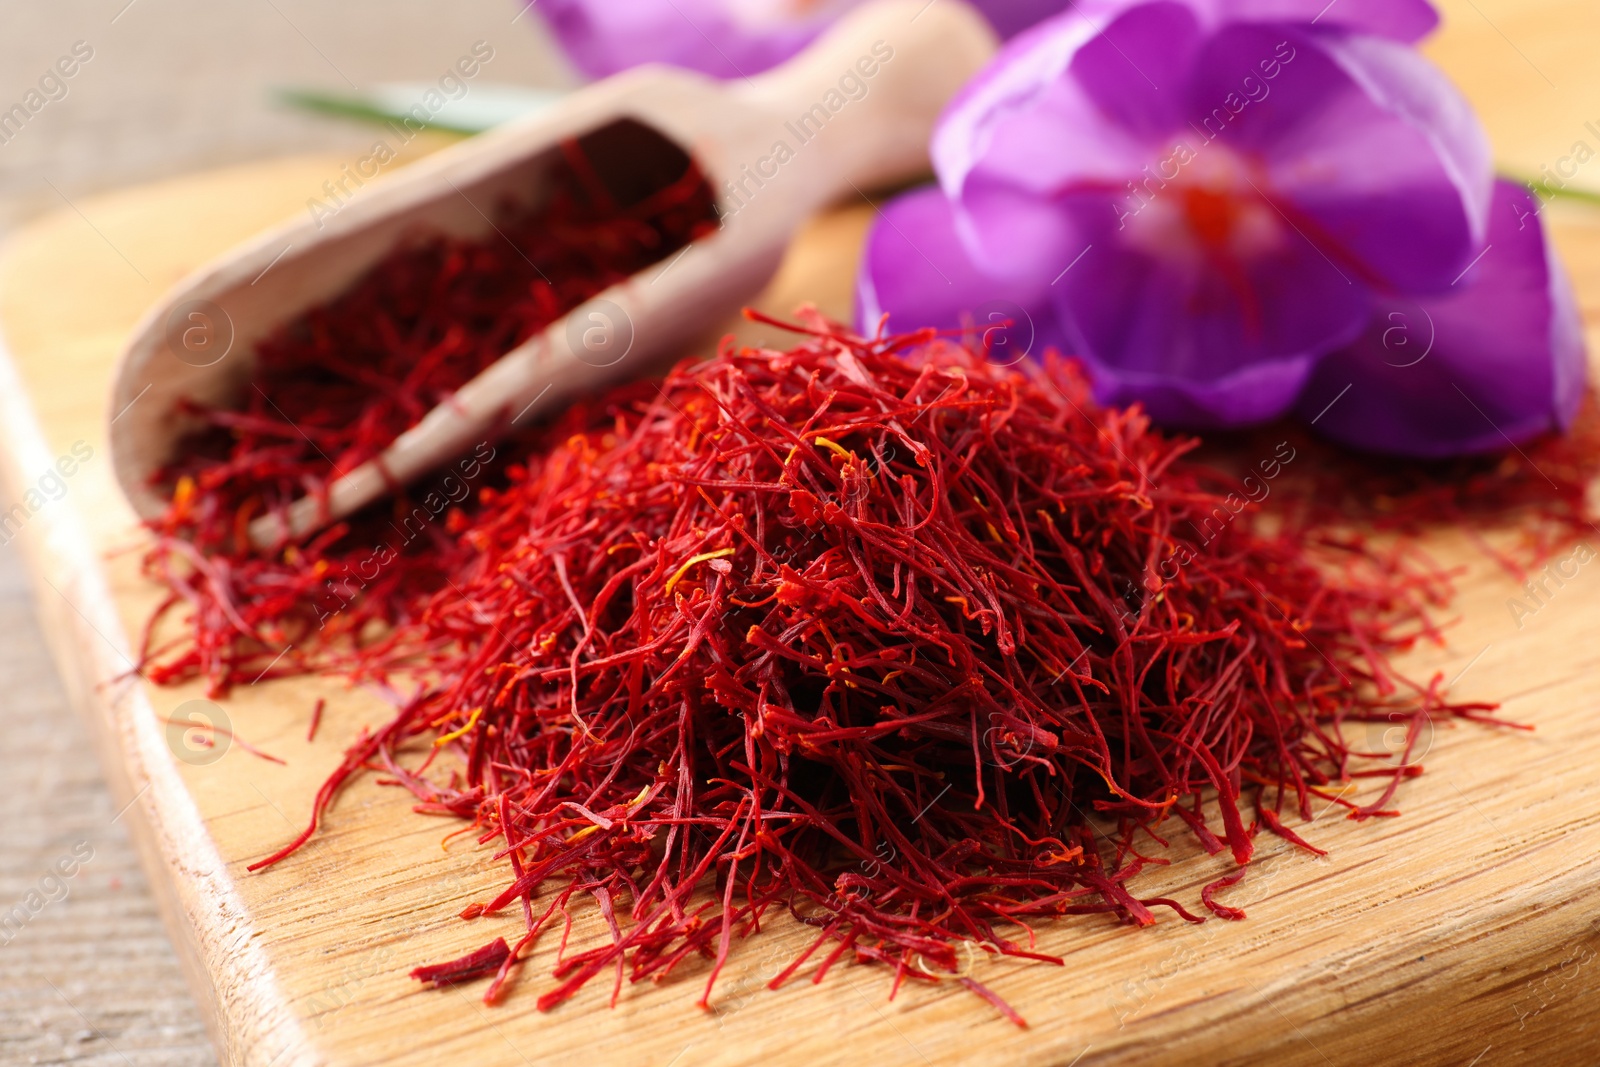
[411,938,513,989]
[138,135,720,694]
[1223,399,1600,576]
[147,313,1524,1024]
[162,713,286,766]
[306,698,325,744]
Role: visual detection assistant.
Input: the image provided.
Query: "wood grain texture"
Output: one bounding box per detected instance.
[3,2,1600,1064]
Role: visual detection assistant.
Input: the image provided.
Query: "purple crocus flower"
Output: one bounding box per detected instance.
[856,0,1587,455]
[1294,180,1586,457]
[527,0,1075,79]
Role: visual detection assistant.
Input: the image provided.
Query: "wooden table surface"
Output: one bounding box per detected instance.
[5,2,1600,1066]
[0,538,216,1067]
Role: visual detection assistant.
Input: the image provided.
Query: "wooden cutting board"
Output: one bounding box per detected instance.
[4,3,1600,1063]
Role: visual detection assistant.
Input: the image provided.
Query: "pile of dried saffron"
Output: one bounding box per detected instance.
[140,137,719,689]
[143,315,1519,1023]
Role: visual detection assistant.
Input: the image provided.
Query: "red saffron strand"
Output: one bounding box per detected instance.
[959,977,1029,1028]
[411,938,513,989]
[1200,870,1249,922]
[161,715,285,766]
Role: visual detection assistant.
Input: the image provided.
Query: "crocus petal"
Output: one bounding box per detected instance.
[1071,3,1209,139]
[1295,181,1587,458]
[933,13,1110,205]
[980,0,1092,39]
[1054,0,1437,42]
[528,0,833,79]
[1085,347,1319,426]
[855,185,1064,362]
[1216,0,1437,41]
[528,0,1076,79]
[934,4,1201,283]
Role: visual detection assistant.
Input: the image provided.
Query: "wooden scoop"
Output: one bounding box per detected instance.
[107,0,997,546]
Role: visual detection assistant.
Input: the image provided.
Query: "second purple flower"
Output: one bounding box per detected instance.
[527,0,1074,79]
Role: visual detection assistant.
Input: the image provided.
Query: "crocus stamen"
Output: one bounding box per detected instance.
[1183,186,1240,250]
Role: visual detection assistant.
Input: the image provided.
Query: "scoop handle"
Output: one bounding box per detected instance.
[731,0,997,209]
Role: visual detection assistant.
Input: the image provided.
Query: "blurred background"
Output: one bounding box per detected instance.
[0,4,565,1064]
[0,1,571,227]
